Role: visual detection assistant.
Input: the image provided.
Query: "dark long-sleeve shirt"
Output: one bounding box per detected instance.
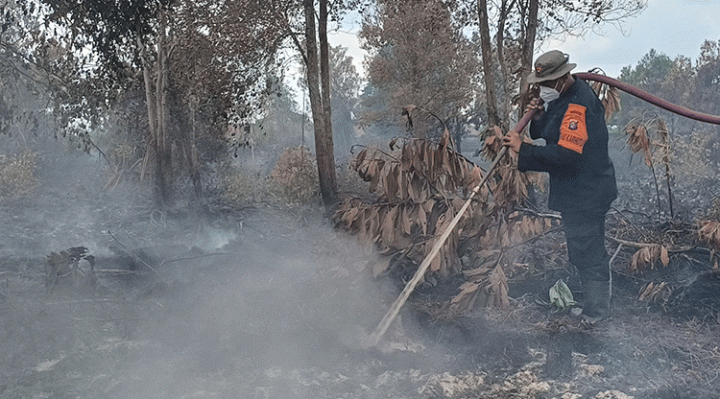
[517,77,617,213]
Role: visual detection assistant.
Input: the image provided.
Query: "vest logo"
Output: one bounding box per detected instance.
[559,104,588,154]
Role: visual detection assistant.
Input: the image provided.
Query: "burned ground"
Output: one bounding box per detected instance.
[1,187,720,399]
[1,135,720,399]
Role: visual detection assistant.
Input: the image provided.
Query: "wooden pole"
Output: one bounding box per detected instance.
[367,108,539,347]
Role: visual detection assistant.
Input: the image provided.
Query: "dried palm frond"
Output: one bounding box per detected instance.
[589,74,622,121]
[698,220,720,250]
[629,244,670,272]
[639,281,672,304]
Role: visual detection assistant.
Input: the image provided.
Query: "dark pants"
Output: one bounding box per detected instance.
[561,208,610,284]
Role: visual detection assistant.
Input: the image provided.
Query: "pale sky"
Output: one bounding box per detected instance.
[544,0,720,77]
[330,0,720,79]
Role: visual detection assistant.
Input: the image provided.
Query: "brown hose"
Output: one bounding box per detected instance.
[575,72,720,125]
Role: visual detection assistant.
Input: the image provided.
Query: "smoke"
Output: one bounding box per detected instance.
[105,210,410,397]
[0,156,413,398]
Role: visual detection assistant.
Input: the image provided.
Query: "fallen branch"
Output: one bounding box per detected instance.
[606,234,701,254]
[157,252,238,268]
[106,231,164,280]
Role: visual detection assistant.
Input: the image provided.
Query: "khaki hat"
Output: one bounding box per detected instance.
[527,50,576,84]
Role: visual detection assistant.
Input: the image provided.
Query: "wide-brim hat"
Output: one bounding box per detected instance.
[527,50,576,84]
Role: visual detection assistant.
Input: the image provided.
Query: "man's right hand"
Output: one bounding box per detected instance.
[526,97,544,120]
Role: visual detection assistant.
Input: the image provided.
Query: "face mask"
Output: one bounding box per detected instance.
[538,79,566,109]
[538,86,560,109]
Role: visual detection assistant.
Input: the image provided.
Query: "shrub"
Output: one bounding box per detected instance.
[221,166,259,205]
[269,146,319,204]
[0,150,38,201]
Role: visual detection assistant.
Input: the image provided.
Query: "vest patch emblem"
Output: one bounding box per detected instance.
[558,104,588,154]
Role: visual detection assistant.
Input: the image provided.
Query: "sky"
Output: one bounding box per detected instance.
[329,0,720,79]
[544,0,719,77]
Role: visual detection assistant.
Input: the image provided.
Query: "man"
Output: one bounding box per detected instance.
[503,50,617,320]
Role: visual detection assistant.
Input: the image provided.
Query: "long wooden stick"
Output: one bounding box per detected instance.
[367,109,539,347]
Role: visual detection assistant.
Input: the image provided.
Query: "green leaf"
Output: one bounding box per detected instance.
[549,279,576,310]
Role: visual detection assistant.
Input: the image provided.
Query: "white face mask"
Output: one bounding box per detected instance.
[539,86,560,109]
[538,79,566,109]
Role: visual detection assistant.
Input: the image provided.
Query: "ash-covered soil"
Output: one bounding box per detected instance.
[1,137,720,399]
[1,190,720,399]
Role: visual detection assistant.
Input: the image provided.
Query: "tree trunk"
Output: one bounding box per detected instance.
[188,95,203,207]
[305,0,337,207]
[477,0,500,128]
[496,0,512,128]
[155,5,172,209]
[139,7,172,210]
[139,38,157,185]
[319,0,336,191]
[518,0,539,119]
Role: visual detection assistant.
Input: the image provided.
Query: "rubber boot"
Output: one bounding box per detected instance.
[581,280,611,321]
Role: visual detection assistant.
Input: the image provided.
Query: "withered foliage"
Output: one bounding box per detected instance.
[624,117,670,168]
[629,244,670,272]
[589,76,622,122]
[0,150,38,201]
[269,146,319,203]
[638,281,672,304]
[624,116,675,218]
[334,128,552,309]
[697,220,720,252]
[46,247,96,292]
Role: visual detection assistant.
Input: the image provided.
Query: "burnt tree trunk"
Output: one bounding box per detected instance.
[304,0,337,207]
[140,5,173,210]
[478,0,500,128]
[518,0,539,119]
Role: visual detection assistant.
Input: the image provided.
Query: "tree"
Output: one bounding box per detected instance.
[304,0,337,206]
[617,50,677,128]
[329,45,361,160]
[471,0,647,126]
[695,40,720,121]
[32,0,288,210]
[0,3,57,141]
[278,0,341,206]
[359,0,478,138]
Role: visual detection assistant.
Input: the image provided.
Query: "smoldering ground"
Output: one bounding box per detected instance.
[0,196,422,397]
[3,132,720,399]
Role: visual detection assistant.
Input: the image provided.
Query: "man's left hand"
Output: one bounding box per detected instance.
[503,130,523,153]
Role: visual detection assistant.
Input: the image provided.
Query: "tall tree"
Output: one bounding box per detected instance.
[279,0,340,206]
[472,0,647,126]
[329,45,361,159]
[33,0,287,209]
[359,0,478,138]
[296,0,337,206]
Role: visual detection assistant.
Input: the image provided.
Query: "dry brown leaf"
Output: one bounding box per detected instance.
[401,205,412,235]
[451,281,480,305]
[384,205,400,243]
[371,257,392,278]
[660,245,670,266]
[638,281,671,303]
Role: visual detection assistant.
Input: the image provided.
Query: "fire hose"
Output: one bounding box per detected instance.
[576,72,720,125]
[366,72,720,347]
